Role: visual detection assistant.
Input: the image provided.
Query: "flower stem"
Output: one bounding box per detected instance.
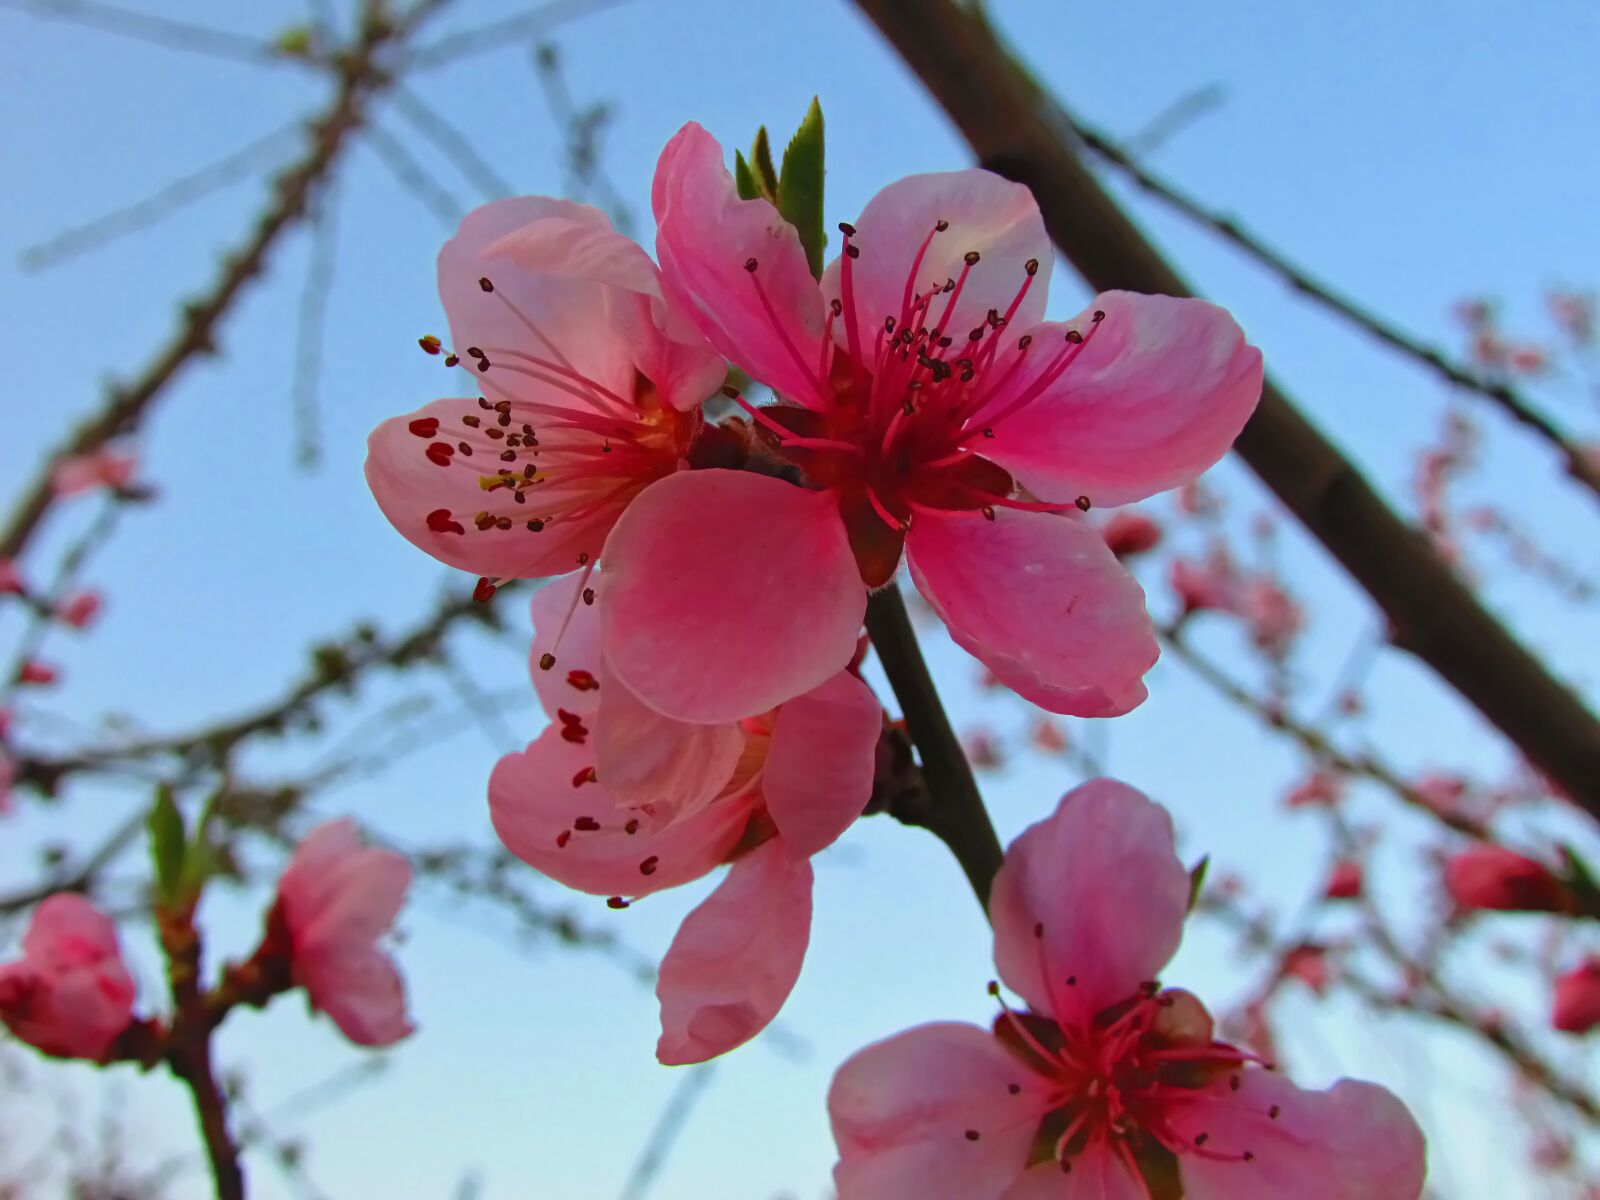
[866,584,1003,911]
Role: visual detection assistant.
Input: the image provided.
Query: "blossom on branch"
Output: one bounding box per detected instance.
[489,575,881,1064]
[365,197,726,592]
[597,122,1262,724]
[0,894,137,1061]
[827,780,1426,1199]
[274,820,415,1047]
[50,449,139,498]
[1443,845,1574,914]
[1551,958,1600,1035]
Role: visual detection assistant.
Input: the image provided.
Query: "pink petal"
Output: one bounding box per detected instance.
[829,1022,1050,1200]
[906,507,1157,717]
[1000,1152,1146,1200]
[489,726,751,897]
[529,575,603,718]
[600,469,866,723]
[1169,1071,1426,1200]
[364,395,613,579]
[983,292,1263,507]
[656,837,812,1064]
[762,670,881,858]
[292,845,411,957]
[482,214,724,411]
[594,669,744,817]
[821,169,1051,358]
[990,779,1190,1018]
[652,122,828,408]
[23,893,124,967]
[299,944,413,1047]
[439,197,636,409]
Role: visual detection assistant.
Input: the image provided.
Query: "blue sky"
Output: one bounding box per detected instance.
[2,0,1598,1196]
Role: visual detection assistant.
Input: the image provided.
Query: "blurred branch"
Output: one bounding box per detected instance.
[389,84,515,200]
[1067,117,1600,499]
[291,187,339,469]
[407,0,628,70]
[530,41,632,235]
[19,122,302,272]
[853,0,1600,816]
[615,1064,717,1200]
[0,0,448,565]
[364,121,465,225]
[0,0,292,67]
[1122,84,1226,157]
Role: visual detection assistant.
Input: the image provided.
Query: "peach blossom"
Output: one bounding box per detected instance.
[0,894,136,1060]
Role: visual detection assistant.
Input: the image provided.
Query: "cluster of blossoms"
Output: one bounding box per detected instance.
[0,820,413,1061]
[356,117,1433,1192]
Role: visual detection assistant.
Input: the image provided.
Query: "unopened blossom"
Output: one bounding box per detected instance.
[17,661,58,687]
[50,449,138,498]
[366,197,726,590]
[1238,577,1302,658]
[1444,845,1574,914]
[275,820,414,1047]
[1325,860,1364,900]
[597,123,1262,724]
[828,780,1426,1199]
[0,894,136,1060]
[1282,944,1331,995]
[1099,510,1162,559]
[1170,546,1241,615]
[57,591,102,629]
[1284,769,1343,809]
[490,575,880,1064]
[0,559,24,596]
[1552,958,1600,1035]
[1548,289,1595,346]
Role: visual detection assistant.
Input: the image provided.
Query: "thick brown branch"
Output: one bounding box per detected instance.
[866,585,1003,910]
[853,0,1600,816]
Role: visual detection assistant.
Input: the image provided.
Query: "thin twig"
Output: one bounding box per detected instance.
[292,188,339,469]
[0,0,291,66]
[364,120,465,226]
[406,0,629,70]
[615,1065,717,1200]
[389,84,516,200]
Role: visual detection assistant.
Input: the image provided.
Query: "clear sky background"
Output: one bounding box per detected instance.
[2,1,1598,1197]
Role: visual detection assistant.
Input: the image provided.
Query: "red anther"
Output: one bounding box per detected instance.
[838,221,856,236]
[443,354,460,367]
[582,588,595,605]
[1074,496,1092,512]
[1092,310,1105,322]
[606,896,630,909]
[539,652,556,670]
[1025,258,1040,276]
[478,276,495,292]
[566,669,598,692]
[573,815,601,831]
[409,417,440,437]
[744,257,759,272]
[624,819,640,835]
[473,577,497,602]
[639,856,660,876]
[572,767,598,787]
[1065,330,1083,345]
[845,244,861,259]
[527,519,546,532]
[557,708,584,726]
[934,218,950,231]
[425,442,454,466]
[560,724,587,744]
[555,830,572,848]
[426,508,464,535]
[417,335,442,355]
[963,250,981,266]
[981,505,996,522]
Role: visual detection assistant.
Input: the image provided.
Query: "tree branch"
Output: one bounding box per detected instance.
[852,0,1600,816]
[865,585,1003,910]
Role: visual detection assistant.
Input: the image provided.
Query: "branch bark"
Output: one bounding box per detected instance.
[866,585,1003,909]
[853,0,1600,816]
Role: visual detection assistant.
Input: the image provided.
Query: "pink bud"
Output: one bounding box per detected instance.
[1444,845,1573,914]
[275,819,414,1047]
[1282,944,1331,995]
[17,661,58,687]
[1099,510,1162,558]
[1552,958,1600,1035]
[57,591,102,629]
[50,450,138,498]
[0,894,136,1060]
[1285,769,1343,809]
[1325,861,1364,900]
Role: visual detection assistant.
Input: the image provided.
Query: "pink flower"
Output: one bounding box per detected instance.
[50,449,138,498]
[1443,845,1573,914]
[1548,289,1595,346]
[0,559,24,596]
[0,894,136,1060]
[1099,510,1162,559]
[276,820,414,1047]
[1284,769,1343,809]
[828,780,1426,1198]
[57,591,102,629]
[17,661,58,687]
[597,123,1262,724]
[365,197,725,589]
[490,575,881,1064]
[1552,958,1600,1034]
[1281,944,1331,995]
[1325,860,1364,900]
[1238,577,1301,658]
[1170,546,1241,615]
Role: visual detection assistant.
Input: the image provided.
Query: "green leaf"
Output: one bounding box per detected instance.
[733,150,763,202]
[749,127,779,200]
[181,785,227,894]
[777,97,826,278]
[1186,855,1210,914]
[147,786,186,907]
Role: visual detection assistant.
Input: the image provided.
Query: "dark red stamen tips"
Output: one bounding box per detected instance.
[539,652,556,671]
[473,577,497,603]
[639,856,659,876]
[566,669,599,692]
[744,257,759,272]
[426,508,464,535]
[478,277,495,292]
[573,815,601,831]
[426,442,454,466]
[606,896,630,909]
[1074,496,1092,512]
[572,767,598,787]
[410,417,440,438]
[418,335,442,355]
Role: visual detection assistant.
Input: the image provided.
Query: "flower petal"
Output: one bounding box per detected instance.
[529,574,604,717]
[594,668,744,818]
[1169,1071,1427,1200]
[655,838,812,1064]
[489,727,750,897]
[822,169,1051,358]
[763,670,881,858]
[906,507,1157,717]
[482,214,724,411]
[990,779,1190,1018]
[364,395,612,579]
[439,197,636,409]
[600,469,866,723]
[1001,1153,1147,1200]
[830,1022,1050,1200]
[299,943,414,1048]
[983,293,1264,507]
[652,122,828,408]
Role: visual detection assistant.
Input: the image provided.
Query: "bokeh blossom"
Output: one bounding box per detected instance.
[0,894,136,1060]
